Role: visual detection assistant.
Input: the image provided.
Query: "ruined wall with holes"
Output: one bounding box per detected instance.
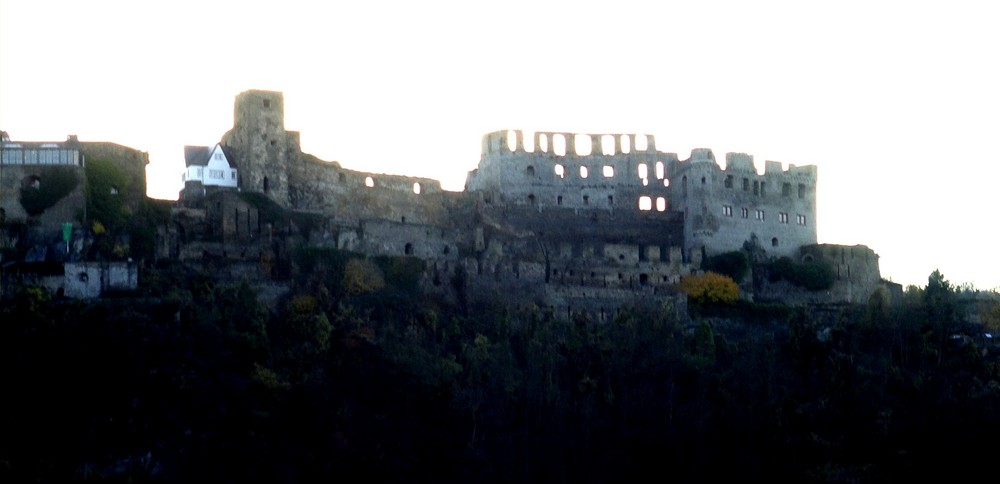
[466,130,675,214]
[669,150,817,258]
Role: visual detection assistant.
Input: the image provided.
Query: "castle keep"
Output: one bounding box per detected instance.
[171,90,880,315]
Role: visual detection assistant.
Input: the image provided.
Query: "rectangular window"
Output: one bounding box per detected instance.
[209,169,224,179]
[755,209,765,221]
[798,183,806,199]
[231,171,236,180]
[214,152,223,160]
[782,183,791,196]
[742,178,749,191]
[197,168,203,178]
[753,180,760,196]
[779,212,789,224]
[723,205,733,216]
[724,175,733,188]
[797,214,807,225]
[741,207,749,219]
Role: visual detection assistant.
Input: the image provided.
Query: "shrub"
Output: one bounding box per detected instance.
[768,256,835,291]
[678,272,740,305]
[704,250,750,282]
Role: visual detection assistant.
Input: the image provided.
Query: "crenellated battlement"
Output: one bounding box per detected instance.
[482,130,658,157]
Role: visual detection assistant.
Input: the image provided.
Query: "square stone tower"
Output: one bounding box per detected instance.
[221,90,294,206]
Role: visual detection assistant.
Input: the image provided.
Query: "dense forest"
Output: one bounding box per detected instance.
[2,251,998,483]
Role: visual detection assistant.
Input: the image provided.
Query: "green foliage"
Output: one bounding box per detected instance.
[85,157,131,230]
[768,256,835,291]
[372,255,425,293]
[18,166,79,216]
[703,250,749,282]
[239,191,323,236]
[342,258,386,294]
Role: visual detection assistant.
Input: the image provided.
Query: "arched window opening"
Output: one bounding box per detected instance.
[602,165,615,178]
[365,176,375,187]
[637,163,648,179]
[771,237,779,247]
[579,166,589,178]
[638,196,652,211]
[528,194,536,205]
[405,243,414,255]
[655,161,664,179]
[656,197,667,211]
[413,182,421,194]
[526,165,535,177]
[554,164,565,178]
[574,134,592,156]
[553,134,566,156]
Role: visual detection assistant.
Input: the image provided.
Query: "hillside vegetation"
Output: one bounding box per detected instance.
[2,264,998,482]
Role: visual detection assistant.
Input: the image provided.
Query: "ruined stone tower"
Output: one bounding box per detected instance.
[221,90,300,206]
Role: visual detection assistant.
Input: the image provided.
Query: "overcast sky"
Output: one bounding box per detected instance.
[2,0,998,290]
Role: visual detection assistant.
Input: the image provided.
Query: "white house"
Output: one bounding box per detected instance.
[182,144,238,188]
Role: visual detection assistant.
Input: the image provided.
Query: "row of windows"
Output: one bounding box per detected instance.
[722,205,807,225]
[1,149,80,165]
[528,163,671,187]
[528,193,669,212]
[722,175,808,198]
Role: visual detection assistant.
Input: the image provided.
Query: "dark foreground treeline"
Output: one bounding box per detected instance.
[2,256,998,483]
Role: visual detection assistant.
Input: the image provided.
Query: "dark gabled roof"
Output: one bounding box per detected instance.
[184,144,237,168]
[184,146,211,167]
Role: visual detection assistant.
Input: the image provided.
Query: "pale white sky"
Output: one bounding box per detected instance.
[2,0,998,290]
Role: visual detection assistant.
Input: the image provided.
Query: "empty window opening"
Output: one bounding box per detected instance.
[701,176,706,185]
[401,216,406,223]
[443,245,450,255]
[270,140,277,146]
[413,182,422,194]
[771,237,779,247]
[405,243,414,255]
[723,205,733,216]
[756,209,765,221]
[528,194,536,205]
[523,131,535,152]
[782,182,791,196]
[338,172,346,182]
[526,165,535,176]
[656,197,667,212]
[635,134,648,151]
[682,176,688,195]
[263,176,270,192]
[554,164,565,178]
[583,195,590,205]
[574,134,592,156]
[618,272,624,279]
[642,178,649,186]
[725,175,733,188]
[591,272,596,278]
[557,195,563,205]
[743,178,750,191]
[601,134,616,155]
[639,273,649,285]
[753,180,760,195]
[655,161,665,179]
[663,178,669,187]
[618,254,625,261]
[365,176,375,187]
[779,212,789,224]
[553,134,566,156]
[638,196,653,211]
[580,166,589,178]
[263,99,270,108]
[78,272,88,282]
[637,163,648,179]
[608,195,613,206]
[798,183,806,199]
[602,165,615,178]
[760,181,766,196]
[539,134,549,153]
[506,130,518,152]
